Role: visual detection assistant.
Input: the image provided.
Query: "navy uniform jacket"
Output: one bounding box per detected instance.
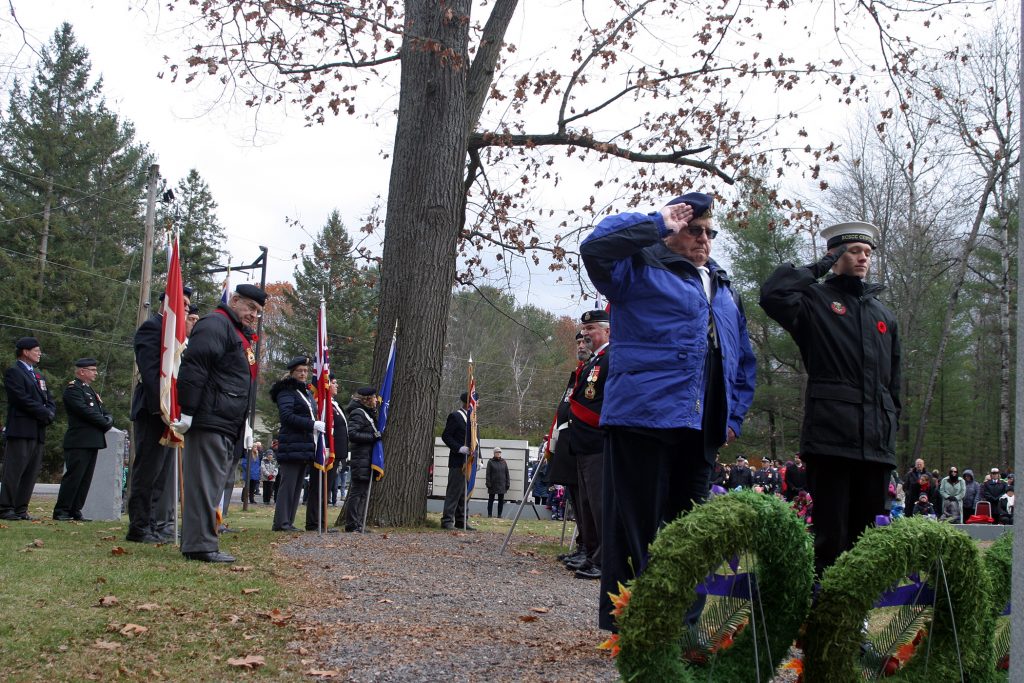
[63,378,113,450]
[761,266,900,465]
[441,408,469,469]
[568,345,609,456]
[130,314,162,421]
[4,362,56,442]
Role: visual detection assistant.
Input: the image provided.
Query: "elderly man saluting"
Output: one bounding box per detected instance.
[581,192,757,631]
[172,284,267,562]
[760,221,900,577]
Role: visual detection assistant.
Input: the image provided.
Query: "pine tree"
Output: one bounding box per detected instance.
[0,23,151,473]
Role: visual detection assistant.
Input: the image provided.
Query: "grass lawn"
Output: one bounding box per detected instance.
[0,496,567,681]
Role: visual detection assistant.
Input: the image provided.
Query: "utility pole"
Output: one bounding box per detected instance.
[136,164,160,327]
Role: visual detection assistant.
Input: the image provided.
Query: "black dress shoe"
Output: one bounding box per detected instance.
[272,524,299,532]
[125,531,161,543]
[454,524,477,531]
[19,513,37,521]
[0,512,21,521]
[182,550,236,563]
[218,525,238,534]
[575,564,601,580]
[441,523,455,530]
[566,557,591,571]
[53,514,75,521]
[303,527,339,533]
[73,516,93,522]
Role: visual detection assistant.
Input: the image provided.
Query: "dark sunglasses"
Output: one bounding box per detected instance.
[683,226,718,239]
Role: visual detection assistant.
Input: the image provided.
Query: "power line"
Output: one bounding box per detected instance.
[0,245,137,286]
[0,322,133,349]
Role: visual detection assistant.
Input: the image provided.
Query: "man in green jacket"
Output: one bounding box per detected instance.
[53,358,113,521]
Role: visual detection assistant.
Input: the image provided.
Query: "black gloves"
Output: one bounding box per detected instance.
[805,244,848,279]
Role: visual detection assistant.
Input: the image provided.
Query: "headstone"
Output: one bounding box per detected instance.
[82,427,126,521]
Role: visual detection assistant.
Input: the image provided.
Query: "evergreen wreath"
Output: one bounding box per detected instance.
[616,490,814,682]
[985,531,1012,674]
[802,516,995,682]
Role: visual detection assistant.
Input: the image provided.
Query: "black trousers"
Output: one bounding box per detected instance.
[273,461,306,530]
[305,464,326,530]
[346,477,370,531]
[487,493,506,517]
[599,427,716,631]
[575,450,604,566]
[127,413,174,536]
[804,454,889,577]
[0,437,44,516]
[262,479,274,503]
[53,447,99,518]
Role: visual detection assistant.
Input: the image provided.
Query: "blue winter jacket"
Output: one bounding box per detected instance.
[580,211,757,440]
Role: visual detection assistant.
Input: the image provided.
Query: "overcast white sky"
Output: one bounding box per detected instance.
[0,0,1006,319]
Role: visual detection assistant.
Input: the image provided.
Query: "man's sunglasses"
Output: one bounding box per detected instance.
[683,227,718,239]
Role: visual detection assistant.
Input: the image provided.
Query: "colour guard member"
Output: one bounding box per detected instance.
[53,358,113,521]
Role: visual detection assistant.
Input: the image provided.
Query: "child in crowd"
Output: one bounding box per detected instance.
[913,493,936,518]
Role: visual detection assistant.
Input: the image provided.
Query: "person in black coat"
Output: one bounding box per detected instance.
[784,454,807,501]
[982,468,1009,512]
[126,286,192,543]
[761,221,901,577]
[345,387,379,532]
[270,357,321,532]
[485,447,511,518]
[440,392,474,530]
[172,284,265,562]
[0,337,56,521]
[329,375,350,504]
[727,458,754,489]
[53,359,113,521]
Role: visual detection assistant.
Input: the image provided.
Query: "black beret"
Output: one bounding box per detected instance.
[666,191,714,218]
[357,386,377,397]
[286,355,309,371]
[75,358,98,368]
[459,391,468,403]
[15,337,40,351]
[235,284,268,306]
[329,372,336,380]
[581,309,609,324]
[575,330,584,340]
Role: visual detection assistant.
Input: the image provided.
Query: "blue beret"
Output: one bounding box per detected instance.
[357,386,377,397]
[286,355,309,371]
[666,192,714,217]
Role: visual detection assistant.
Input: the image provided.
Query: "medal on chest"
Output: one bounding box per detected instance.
[830,301,847,316]
[37,377,47,392]
[584,383,596,399]
[246,347,256,366]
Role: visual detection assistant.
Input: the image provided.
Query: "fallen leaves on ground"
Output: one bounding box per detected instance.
[120,624,149,638]
[529,607,549,613]
[92,640,120,651]
[227,654,265,669]
[230,565,253,572]
[28,538,44,548]
[111,546,127,556]
[241,588,260,595]
[305,669,340,678]
[98,596,119,607]
[518,615,538,622]
[136,603,160,611]
[339,575,357,581]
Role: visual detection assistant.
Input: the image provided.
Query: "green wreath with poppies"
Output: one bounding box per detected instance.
[802,516,996,682]
[614,490,815,682]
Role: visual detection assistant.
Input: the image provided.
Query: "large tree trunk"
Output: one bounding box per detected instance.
[365,0,472,527]
[999,211,1011,469]
[37,177,53,297]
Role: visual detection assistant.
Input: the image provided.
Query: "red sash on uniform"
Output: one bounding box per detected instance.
[569,348,605,428]
[215,308,258,379]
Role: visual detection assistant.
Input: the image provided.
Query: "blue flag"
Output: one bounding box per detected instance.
[371,330,396,481]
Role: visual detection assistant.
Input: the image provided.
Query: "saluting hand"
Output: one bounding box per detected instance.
[660,202,695,235]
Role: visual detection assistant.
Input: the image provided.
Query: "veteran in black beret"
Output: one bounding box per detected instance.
[0,337,57,521]
[345,386,380,532]
[761,220,899,576]
[126,284,194,543]
[53,358,114,521]
[171,282,266,562]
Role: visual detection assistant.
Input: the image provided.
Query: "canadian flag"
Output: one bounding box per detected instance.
[159,231,187,447]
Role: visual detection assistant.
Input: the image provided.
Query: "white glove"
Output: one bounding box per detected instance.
[244,422,254,449]
[170,414,193,434]
[314,420,326,434]
[458,446,469,455]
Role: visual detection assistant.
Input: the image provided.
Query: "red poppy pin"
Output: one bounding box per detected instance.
[877,321,887,334]
[830,301,847,315]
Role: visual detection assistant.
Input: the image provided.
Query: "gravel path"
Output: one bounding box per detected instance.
[281,528,618,682]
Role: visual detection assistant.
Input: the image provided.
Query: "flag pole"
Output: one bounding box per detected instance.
[361,476,373,533]
[174,444,182,546]
[499,456,545,555]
